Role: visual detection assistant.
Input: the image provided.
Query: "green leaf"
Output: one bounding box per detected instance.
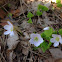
[56,0,61,3]
[40,41,48,53]
[27,18,32,23]
[44,28,53,37]
[58,29,62,35]
[27,12,34,18]
[56,0,62,7]
[53,30,58,34]
[47,42,52,49]
[38,4,49,11]
[41,33,46,39]
[41,32,51,41]
[36,10,42,16]
[57,4,62,7]
[7,13,12,17]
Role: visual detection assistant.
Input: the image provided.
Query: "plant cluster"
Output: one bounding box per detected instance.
[29,27,62,52]
[56,0,62,7]
[27,4,48,23]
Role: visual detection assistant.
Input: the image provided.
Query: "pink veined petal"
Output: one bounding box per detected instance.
[52,34,61,38]
[30,33,41,39]
[4,25,11,30]
[33,39,44,47]
[29,39,34,44]
[7,21,13,27]
[50,38,56,43]
[34,42,40,47]
[53,42,59,47]
[37,38,43,45]
[10,31,14,37]
[4,31,10,35]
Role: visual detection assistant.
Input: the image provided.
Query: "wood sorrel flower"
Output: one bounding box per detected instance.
[50,34,62,47]
[43,27,50,30]
[4,21,14,36]
[29,33,44,47]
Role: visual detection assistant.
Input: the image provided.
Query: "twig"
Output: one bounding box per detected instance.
[20,0,26,18]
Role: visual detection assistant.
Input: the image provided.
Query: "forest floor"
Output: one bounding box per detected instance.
[0,0,62,62]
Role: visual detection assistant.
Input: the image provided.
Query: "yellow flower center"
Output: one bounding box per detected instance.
[55,37,59,41]
[34,37,38,41]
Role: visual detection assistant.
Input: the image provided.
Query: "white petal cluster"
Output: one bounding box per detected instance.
[50,34,62,47]
[4,21,14,36]
[29,33,44,47]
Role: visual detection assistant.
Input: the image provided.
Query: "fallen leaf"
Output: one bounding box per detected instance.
[55,59,62,62]
[49,48,62,59]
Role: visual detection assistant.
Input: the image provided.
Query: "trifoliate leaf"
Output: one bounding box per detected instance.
[27,18,32,23]
[38,4,49,11]
[41,33,46,39]
[57,4,62,7]
[40,41,48,53]
[58,29,62,35]
[56,0,62,7]
[36,10,42,16]
[27,12,34,18]
[56,0,61,3]
[44,28,53,37]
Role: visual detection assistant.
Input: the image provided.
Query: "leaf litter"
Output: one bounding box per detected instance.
[0,0,62,62]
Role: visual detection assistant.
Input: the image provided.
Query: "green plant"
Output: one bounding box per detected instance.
[36,4,49,16]
[27,12,34,23]
[29,27,62,53]
[27,4,49,23]
[56,0,62,7]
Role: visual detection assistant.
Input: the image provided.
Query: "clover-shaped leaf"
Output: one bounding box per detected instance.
[36,10,42,16]
[27,18,32,23]
[38,4,49,11]
[27,12,34,18]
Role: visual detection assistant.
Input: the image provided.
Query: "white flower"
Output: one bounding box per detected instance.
[29,33,44,47]
[50,34,62,47]
[43,27,50,30]
[4,21,14,36]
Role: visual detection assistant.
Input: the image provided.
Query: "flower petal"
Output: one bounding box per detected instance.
[10,31,14,36]
[7,21,13,27]
[50,38,56,43]
[30,33,41,39]
[43,27,49,30]
[52,34,61,39]
[34,42,40,47]
[53,42,59,47]
[29,39,34,44]
[4,25,11,30]
[59,39,62,44]
[4,31,10,35]
[34,38,44,47]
